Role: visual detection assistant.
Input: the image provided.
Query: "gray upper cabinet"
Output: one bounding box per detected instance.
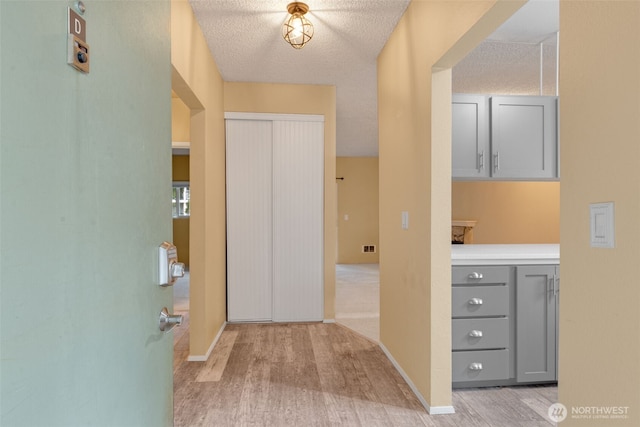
[491,96,558,179]
[516,265,559,383]
[452,94,490,178]
[452,94,558,181]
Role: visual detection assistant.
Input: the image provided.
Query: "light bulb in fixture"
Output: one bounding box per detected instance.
[282,2,314,49]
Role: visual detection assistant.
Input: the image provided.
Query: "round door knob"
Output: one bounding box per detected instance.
[159,307,183,332]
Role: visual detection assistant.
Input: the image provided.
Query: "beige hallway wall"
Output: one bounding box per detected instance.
[559,1,640,425]
[336,157,379,263]
[172,95,191,142]
[171,0,227,358]
[378,0,526,409]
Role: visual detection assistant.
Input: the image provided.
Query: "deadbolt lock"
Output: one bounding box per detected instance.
[67,34,90,73]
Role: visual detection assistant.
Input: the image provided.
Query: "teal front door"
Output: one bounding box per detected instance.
[0,1,174,425]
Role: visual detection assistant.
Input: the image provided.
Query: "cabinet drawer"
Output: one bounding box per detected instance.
[452,266,510,285]
[452,285,509,317]
[452,318,508,350]
[452,349,509,382]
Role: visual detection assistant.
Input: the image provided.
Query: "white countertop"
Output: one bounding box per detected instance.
[451,244,559,266]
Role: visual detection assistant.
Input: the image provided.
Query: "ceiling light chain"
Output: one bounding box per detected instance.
[282,2,314,49]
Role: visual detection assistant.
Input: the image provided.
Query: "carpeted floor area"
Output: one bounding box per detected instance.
[335,263,380,341]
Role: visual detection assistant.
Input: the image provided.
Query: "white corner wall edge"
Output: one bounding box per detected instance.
[171,140,190,148]
[187,321,227,362]
[378,342,456,415]
[224,112,324,122]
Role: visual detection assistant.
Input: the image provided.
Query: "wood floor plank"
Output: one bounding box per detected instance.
[172,311,190,349]
[174,321,558,427]
[430,392,492,427]
[520,397,556,426]
[510,385,557,425]
[456,386,554,426]
[236,345,272,425]
[325,324,400,426]
[532,383,560,403]
[194,330,239,382]
[308,323,364,426]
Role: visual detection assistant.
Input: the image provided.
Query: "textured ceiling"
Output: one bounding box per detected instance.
[454,38,558,96]
[189,0,410,157]
[454,0,559,96]
[188,0,558,157]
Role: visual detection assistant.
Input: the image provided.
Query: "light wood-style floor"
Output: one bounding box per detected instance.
[173,315,557,426]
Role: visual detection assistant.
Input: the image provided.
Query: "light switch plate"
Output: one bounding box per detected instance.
[401,211,409,230]
[590,202,615,248]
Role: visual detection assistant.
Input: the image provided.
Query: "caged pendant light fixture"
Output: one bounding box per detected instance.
[282,2,314,49]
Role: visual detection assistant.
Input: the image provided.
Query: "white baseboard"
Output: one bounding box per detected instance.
[187,321,227,362]
[323,318,336,323]
[378,342,455,415]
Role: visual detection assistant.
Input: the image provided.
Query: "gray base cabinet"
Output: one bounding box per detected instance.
[451,266,516,386]
[452,264,559,388]
[516,265,559,383]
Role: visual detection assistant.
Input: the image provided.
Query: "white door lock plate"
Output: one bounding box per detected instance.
[158,242,185,286]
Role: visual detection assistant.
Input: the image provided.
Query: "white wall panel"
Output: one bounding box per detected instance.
[272,121,324,321]
[226,120,273,321]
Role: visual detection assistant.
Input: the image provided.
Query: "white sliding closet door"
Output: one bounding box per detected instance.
[226,120,273,322]
[272,120,324,322]
[225,113,324,323]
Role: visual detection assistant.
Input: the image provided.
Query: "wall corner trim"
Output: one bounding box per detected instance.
[323,319,336,324]
[187,322,227,362]
[428,405,457,415]
[378,343,456,415]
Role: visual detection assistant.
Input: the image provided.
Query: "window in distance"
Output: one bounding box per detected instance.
[172,181,190,218]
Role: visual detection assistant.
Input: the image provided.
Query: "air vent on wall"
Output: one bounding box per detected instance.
[362,245,376,253]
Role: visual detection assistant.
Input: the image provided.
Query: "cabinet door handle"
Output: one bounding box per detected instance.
[469,363,483,371]
[468,272,483,279]
[469,330,483,338]
[494,151,500,172]
[468,298,483,305]
[478,150,484,172]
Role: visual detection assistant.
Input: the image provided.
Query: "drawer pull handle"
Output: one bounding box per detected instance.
[468,272,483,279]
[468,298,483,305]
[469,330,483,338]
[469,363,483,371]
